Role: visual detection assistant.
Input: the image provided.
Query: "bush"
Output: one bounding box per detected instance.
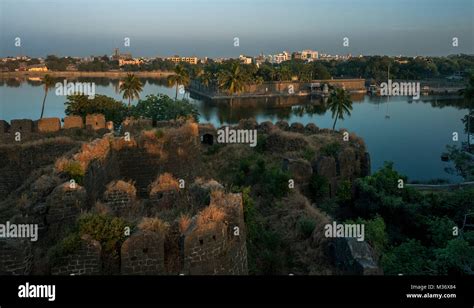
[154,129,164,139]
[426,216,457,248]
[131,94,199,122]
[63,161,85,184]
[381,239,435,275]
[297,217,316,239]
[65,94,127,127]
[78,213,127,253]
[336,180,352,203]
[47,233,82,266]
[205,143,224,155]
[302,148,315,161]
[262,165,290,199]
[309,174,329,201]
[255,134,267,153]
[230,155,290,200]
[242,187,258,241]
[320,142,341,157]
[345,215,388,256]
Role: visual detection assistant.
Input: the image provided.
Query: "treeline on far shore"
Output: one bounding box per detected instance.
[1,54,474,83]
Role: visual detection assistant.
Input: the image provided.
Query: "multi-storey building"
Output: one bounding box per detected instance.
[167,56,198,65]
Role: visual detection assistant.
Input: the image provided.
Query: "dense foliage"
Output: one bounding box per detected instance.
[65,94,128,127]
[330,162,474,275]
[64,93,199,127]
[131,94,199,122]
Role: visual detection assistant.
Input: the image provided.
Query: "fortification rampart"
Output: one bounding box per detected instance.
[0,115,372,275]
[0,114,113,143]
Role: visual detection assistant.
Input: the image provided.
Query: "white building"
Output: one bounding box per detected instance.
[239,55,253,65]
[301,50,319,61]
[271,51,290,64]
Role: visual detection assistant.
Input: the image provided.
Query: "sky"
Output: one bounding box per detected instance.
[0,0,473,58]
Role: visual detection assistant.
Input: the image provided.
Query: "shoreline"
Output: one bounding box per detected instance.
[0,70,174,78]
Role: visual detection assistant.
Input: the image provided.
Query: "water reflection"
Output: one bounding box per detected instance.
[0,77,469,182]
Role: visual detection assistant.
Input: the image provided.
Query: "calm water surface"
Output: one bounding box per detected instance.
[0,77,468,182]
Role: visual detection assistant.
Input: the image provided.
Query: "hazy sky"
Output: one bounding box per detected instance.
[1,0,473,58]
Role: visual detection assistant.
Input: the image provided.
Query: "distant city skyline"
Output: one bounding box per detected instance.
[1,0,473,58]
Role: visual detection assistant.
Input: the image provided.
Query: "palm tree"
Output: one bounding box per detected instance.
[40,74,56,119]
[276,65,292,92]
[167,64,190,100]
[193,66,204,79]
[200,71,213,87]
[461,74,474,151]
[327,88,353,130]
[120,73,143,107]
[217,62,248,105]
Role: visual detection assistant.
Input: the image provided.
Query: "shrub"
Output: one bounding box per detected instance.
[138,217,168,233]
[302,148,315,161]
[63,161,85,184]
[242,187,258,241]
[336,180,352,203]
[48,233,82,266]
[155,129,164,139]
[178,214,192,233]
[381,239,435,275]
[255,134,267,153]
[320,142,341,157]
[65,94,127,127]
[297,217,316,239]
[131,94,199,122]
[309,174,329,201]
[205,143,224,155]
[345,215,388,256]
[426,216,457,247]
[78,213,127,253]
[197,205,226,227]
[263,166,290,199]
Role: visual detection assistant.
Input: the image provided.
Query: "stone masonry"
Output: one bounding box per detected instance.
[121,231,165,275]
[51,235,102,275]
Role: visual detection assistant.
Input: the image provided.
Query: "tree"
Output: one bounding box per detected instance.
[40,74,56,119]
[167,64,190,100]
[381,239,436,275]
[461,74,474,151]
[119,73,143,107]
[131,94,199,122]
[435,238,474,274]
[217,62,248,105]
[65,94,127,126]
[276,65,292,81]
[199,70,214,88]
[327,88,353,130]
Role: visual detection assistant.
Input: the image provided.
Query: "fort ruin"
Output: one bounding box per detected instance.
[0,114,378,275]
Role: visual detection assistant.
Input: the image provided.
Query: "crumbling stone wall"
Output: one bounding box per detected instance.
[37,118,61,133]
[148,173,180,209]
[0,239,33,275]
[103,180,137,216]
[85,114,106,131]
[51,236,102,275]
[0,138,79,199]
[0,113,110,143]
[182,192,248,275]
[64,116,84,129]
[80,138,120,207]
[116,145,161,197]
[46,182,87,230]
[121,231,165,275]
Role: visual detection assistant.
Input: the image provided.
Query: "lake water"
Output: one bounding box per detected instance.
[0,77,468,182]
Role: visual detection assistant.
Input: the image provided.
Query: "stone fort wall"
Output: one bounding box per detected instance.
[0,115,372,275]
